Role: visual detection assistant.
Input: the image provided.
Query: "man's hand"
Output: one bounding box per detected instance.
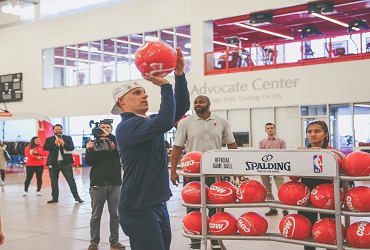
[174,47,185,76]
[143,74,170,87]
[86,141,94,149]
[170,171,180,187]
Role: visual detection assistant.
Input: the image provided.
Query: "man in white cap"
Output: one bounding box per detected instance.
[112,48,189,250]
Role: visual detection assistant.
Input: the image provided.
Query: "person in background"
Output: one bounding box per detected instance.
[258,123,289,217]
[0,141,7,186]
[85,121,126,250]
[43,124,83,204]
[170,95,237,250]
[0,213,4,245]
[298,120,335,250]
[23,136,47,196]
[113,48,189,250]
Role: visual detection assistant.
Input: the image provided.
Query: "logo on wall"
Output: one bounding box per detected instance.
[313,155,323,173]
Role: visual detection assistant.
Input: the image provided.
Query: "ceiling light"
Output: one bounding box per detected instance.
[213,41,237,48]
[311,12,348,28]
[224,36,241,45]
[114,39,142,46]
[162,30,191,38]
[348,19,369,32]
[235,23,294,40]
[307,1,334,14]
[301,25,324,38]
[144,36,159,42]
[184,43,191,49]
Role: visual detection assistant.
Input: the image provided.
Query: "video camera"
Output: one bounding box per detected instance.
[88,119,114,151]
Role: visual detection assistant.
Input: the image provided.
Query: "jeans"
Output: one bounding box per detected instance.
[90,185,121,244]
[24,166,44,191]
[119,203,171,250]
[49,162,80,200]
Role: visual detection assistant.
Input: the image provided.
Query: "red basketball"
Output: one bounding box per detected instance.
[333,152,342,170]
[134,41,177,77]
[181,151,203,173]
[182,211,210,235]
[345,186,370,212]
[278,181,310,206]
[237,212,268,236]
[312,218,346,245]
[310,183,343,209]
[209,212,237,236]
[236,180,267,203]
[343,151,370,176]
[289,176,301,182]
[208,181,237,204]
[182,181,209,204]
[279,214,312,240]
[346,221,370,248]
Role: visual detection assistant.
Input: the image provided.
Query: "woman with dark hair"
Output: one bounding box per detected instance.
[23,136,47,196]
[298,120,335,250]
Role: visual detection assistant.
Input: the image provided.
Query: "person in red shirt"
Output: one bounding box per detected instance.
[23,136,47,196]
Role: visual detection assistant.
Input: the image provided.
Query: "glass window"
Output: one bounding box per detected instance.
[43,25,192,88]
[65,45,77,86]
[77,43,89,85]
[175,25,191,74]
[0,119,37,142]
[329,104,353,155]
[103,39,116,83]
[300,105,327,116]
[144,30,159,42]
[354,103,370,147]
[129,33,143,80]
[53,46,65,87]
[116,36,130,82]
[43,48,55,89]
[161,28,175,49]
[67,115,122,148]
[89,40,102,84]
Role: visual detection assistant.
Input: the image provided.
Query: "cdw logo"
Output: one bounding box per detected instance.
[209,220,229,233]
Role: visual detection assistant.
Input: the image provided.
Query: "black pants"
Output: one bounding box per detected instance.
[298,209,334,250]
[24,166,44,191]
[0,169,4,181]
[184,176,221,246]
[49,162,80,200]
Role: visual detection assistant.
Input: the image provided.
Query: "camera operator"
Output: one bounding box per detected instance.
[85,121,126,250]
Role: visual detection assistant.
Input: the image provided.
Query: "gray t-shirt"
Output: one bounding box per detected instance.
[173,113,235,153]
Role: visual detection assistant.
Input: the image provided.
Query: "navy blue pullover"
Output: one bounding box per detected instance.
[116,73,189,210]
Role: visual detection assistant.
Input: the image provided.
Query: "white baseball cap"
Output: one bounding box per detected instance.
[111,82,144,115]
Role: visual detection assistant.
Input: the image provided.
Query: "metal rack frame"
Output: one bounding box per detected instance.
[181,149,370,250]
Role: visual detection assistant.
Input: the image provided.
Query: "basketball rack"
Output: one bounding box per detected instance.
[181,149,370,250]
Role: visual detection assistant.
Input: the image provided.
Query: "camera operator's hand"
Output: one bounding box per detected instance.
[99,128,110,137]
[86,141,94,149]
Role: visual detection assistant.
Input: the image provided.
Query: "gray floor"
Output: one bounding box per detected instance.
[0,166,366,250]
